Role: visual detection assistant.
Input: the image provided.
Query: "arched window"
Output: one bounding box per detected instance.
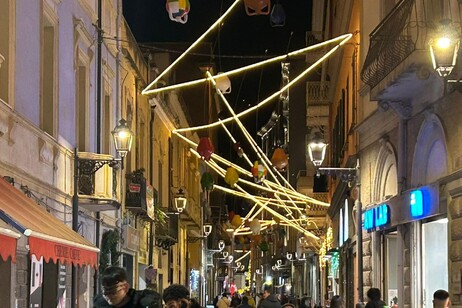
[411,113,448,186]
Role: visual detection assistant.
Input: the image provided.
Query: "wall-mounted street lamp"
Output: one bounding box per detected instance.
[429,19,460,78]
[174,188,187,213]
[307,139,363,302]
[307,131,327,168]
[203,223,212,237]
[72,118,133,306]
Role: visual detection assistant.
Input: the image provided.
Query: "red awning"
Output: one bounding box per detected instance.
[0,227,21,263]
[0,178,99,267]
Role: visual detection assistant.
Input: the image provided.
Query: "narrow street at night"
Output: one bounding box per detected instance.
[0,0,458,307]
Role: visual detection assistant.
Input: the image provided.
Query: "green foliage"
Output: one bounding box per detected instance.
[99,229,121,273]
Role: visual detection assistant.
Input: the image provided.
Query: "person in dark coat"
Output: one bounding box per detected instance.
[365,288,386,308]
[94,266,161,308]
[238,296,252,308]
[259,284,282,308]
[163,284,192,308]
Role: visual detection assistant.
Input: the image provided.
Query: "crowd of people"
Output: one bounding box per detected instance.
[93,266,451,308]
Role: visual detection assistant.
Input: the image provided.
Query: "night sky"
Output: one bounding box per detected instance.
[123,1,313,205]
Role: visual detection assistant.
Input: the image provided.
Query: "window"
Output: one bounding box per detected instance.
[422,219,448,307]
[0,0,12,105]
[74,19,92,151]
[41,6,58,137]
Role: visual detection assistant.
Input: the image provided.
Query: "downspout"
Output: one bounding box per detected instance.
[397,117,407,308]
[149,104,156,265]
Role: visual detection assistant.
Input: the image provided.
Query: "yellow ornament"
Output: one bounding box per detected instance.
[224,167,239,187]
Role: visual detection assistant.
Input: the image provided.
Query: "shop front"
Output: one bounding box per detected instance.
[364,182,447,307]
[0,177,99,307]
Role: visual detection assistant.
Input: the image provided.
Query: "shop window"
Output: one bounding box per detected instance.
[422,219,448,307]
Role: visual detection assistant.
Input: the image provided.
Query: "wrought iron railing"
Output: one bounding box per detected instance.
[361,0,416,88]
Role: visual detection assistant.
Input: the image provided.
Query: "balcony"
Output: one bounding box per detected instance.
[360,0,444,109]
[77,152,121,212]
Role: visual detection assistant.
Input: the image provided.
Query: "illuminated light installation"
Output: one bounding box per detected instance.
[143,34,353,96]
[319,227,333,268]
[141,0,352,243]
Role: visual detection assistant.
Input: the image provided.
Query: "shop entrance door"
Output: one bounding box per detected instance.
[422,218,448,307]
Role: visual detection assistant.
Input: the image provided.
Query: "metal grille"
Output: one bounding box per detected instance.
[361,0,416,88]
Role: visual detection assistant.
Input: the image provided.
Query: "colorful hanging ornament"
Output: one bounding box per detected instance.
[228,211,235,221]
[233,142,244,158]
[197,137,215,161]
[259,240,269,252]
[252,234,262,245]
[251,161,267,183]
[249,219,261,235]
[166,0,190,24]
[231,214,242,228]
[270,2,286,27]
[243,0,271,16]
[271,148,288,170]
[200,172,214,191]
[224,167,239,187]
[215,73,232,94]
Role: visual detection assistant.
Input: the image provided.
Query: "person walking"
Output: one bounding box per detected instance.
[259,284,282,308]
[365,288,386,308]
[94,266,161,308]
[238,296,252,308]
[162,284,192,308]
[218,293,231,308]
[329,295,344,308]
[433,289,451,308]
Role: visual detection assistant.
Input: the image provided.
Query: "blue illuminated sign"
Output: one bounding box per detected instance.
[363,204,390,231]
[410,189,424,217]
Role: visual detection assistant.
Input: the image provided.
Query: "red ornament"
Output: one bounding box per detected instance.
[197,137,215,161]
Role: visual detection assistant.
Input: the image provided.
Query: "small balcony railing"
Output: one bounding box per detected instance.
[361,0,417,89]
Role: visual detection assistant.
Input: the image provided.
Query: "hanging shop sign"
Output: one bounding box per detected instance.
[363,204,390,232]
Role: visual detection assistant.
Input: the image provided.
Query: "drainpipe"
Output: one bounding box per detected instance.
[397,117,407,308]
[148,105,156,265]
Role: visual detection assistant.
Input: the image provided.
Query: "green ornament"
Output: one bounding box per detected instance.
[201,172,214,191]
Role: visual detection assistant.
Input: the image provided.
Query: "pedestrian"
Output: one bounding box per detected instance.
[231,293,242,308]
[163,284,191,308]
[259,284,282,308]
[365,288,386,308]
[214,295,221,308]
[433,289,451,308]
[238,296,252,308]
[247,293,256,308]
[190,298,202,308]
[94,266,161,308]
[329,295,344,308]
[218,292,231,308]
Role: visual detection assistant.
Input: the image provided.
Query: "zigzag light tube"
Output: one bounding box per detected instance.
[142,0,242,95]
[144,34,352,95]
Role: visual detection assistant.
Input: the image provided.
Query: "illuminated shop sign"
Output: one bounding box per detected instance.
[410,189,424,217]
[363,204,390,231]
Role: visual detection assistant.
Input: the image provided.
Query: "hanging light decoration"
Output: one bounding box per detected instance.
[249,219,261,234]
[215,73,232,94]
[166,0,190,24]
[243,0,271,16]
[233,142,244,158]
[270,2,286,27]
[231,214,242,228]
[251,161,267,183]
[259,240,269,252]
[200,172,214,191]
[271,147,288,170]
[224,167,239,187]
[197,137,215,161]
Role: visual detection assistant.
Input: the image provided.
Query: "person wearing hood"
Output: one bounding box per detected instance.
[259,284,281,308]
[218,293,231,308]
